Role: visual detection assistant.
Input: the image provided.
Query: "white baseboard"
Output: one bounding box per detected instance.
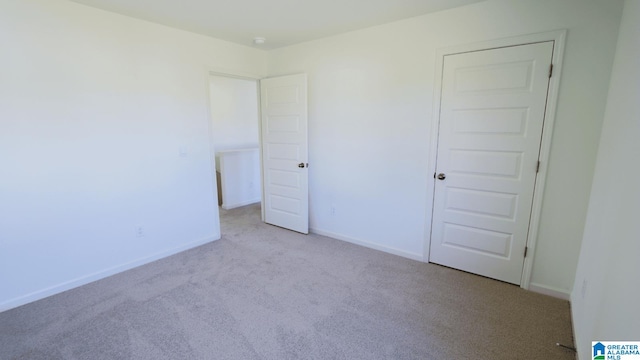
[221,198,260,210]
[528,282,571,300]
[0,235,219,313]
[310,227,424,262]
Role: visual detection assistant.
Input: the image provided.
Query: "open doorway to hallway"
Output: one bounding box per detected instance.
[209,75,261,216]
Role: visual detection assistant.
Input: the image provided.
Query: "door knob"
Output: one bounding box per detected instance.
[437,173,446,180]
[298,163,305,168]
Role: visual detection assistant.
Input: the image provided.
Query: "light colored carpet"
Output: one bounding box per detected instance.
[0,203,575,359]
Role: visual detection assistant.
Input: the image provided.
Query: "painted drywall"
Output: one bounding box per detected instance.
[267,0,623,295]
[571,0,640,357]
[218,149,261,209]
[209,76,260,152]
[0,0,266,311]
[209,76,260,210]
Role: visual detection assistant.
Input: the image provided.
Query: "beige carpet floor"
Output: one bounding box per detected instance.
[0,203,575,359]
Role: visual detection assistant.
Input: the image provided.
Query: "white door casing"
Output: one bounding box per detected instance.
[260,74,309,234]
[429,42,554,285]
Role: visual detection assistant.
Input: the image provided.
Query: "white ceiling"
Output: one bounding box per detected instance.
[71,0,486,50]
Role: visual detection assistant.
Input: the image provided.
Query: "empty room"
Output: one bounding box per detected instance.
[1,0,638,359]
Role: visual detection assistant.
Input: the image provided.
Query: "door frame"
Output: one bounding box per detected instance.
[424,30,566,291]
[205,68,266,222]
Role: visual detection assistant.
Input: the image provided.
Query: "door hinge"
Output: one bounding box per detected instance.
[549,64,553,78]
[524,246,528,258]
[536,161,540,173]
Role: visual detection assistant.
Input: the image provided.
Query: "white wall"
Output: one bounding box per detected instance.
[218,149,262,209]
[267,0,623,296]
[0,0,266,311]
[571,0,640,357]
[209,76,259,152]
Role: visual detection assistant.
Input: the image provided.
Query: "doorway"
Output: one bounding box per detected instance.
[208,72,310,235]
[209,75,261,211]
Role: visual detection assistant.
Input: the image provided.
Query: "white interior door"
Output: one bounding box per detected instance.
[260,74,309,234]
[429,42,554,284]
